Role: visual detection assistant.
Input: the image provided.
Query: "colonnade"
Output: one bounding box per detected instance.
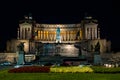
[34,30,82,41]
[19,27,32,39]
[85,27,98,39]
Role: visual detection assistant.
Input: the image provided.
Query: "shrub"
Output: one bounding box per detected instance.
[91,66,120,73]
[50,66,93,73]
[8,66,50,73]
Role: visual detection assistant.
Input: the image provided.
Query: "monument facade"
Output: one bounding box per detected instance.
[6,15,111,63]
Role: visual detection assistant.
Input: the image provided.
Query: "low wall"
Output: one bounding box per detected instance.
[0,53,36,63]
[0,53,17,63]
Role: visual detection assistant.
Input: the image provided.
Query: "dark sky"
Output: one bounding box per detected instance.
[0,0,119,52]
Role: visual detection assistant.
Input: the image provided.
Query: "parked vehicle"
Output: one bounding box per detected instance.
[14,65,23,68]
[78,63,93,67]
[0,61,12,66]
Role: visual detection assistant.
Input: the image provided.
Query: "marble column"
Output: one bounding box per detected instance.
[28,28,32,39]
[48,31,50,41]
[54,31,56,41]
[88,28,90,39]
[51,31,53,41]
[95,27,97,39]
[28,28,30,39]
[80,28,82,40]
[73,31,75,41]
[68,31,70,41]
[85,28,88,39]
[71,31,73,41]
[66,31,68,41]
[41,31,43,40]
[92,28,94,39]
[72,31,74,41]
[44,31,45,40]
[42,30,44,41]
[44,31,46,41]
[90,28,92,39]
[20,27,22,39]
[49,31,51,41]
[66,31,67,41]
[17,28,20,39]
[46,31,48,41]
[23,28,25,39]
[98,28,100,39]
[26,28,28,39]
[69,31,71,41]
[94,28,96,39]
[38,31,40,40]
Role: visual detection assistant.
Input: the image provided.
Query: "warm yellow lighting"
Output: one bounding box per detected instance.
[66,45,73,49]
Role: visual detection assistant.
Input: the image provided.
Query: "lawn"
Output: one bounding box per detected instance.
[0,69,120,80]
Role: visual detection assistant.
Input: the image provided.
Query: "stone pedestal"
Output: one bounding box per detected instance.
[94,54,102,65]
[16,51,25,65]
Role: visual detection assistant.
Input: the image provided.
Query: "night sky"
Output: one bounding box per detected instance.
[0,0,119,52]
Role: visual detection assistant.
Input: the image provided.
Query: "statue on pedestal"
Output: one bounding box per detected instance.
[94,41,102,65]
[17,42,25,51]
[16,42,25,65]
[94,42,100,54]
[56,27,61,43]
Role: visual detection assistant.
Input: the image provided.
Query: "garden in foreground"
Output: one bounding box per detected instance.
[1,66,120,80]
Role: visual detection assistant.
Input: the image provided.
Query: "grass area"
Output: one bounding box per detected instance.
[0,69,120,80]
